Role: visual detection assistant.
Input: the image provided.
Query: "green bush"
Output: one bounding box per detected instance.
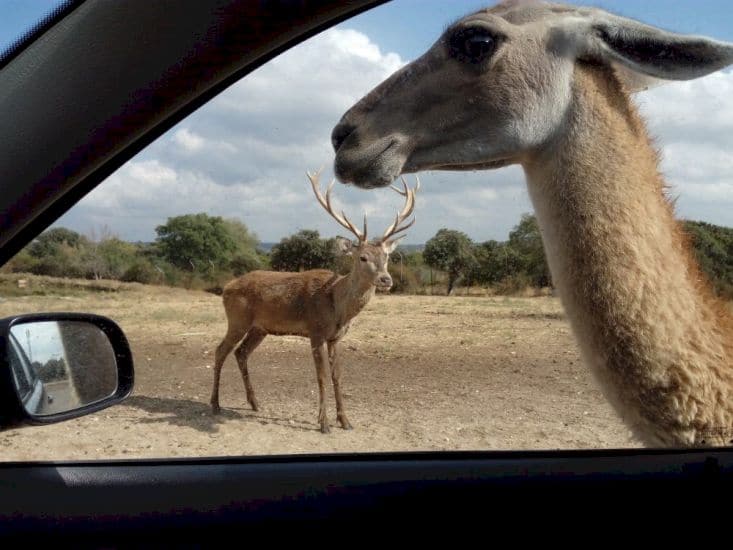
[683,220,733,299]
[493,273,534,295]
[31,243,86,278]
[121,260,162,285]
[270,230,337,272]
[423,228,475,295]
[155,213,238,273]
[230,251,263,276]
[1,249,38,274]
[388,263,420,294]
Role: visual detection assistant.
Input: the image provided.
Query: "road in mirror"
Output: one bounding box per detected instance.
[7,321,118,416]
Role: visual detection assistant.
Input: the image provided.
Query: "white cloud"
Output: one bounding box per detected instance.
[636,70,733,215]
[56,28,733,244]
[172,128,205,153]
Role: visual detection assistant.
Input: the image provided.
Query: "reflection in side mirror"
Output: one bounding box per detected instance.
[0,313,134,427]
[8,321,118,416]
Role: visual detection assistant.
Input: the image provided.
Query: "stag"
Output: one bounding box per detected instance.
[210,171,418,433]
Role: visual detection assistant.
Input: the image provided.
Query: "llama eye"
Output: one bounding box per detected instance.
[449,27,497,64]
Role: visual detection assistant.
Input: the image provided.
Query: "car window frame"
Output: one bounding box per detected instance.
[0,2,731,538]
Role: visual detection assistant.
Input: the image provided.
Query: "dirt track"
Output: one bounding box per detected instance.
[0,279,640,460]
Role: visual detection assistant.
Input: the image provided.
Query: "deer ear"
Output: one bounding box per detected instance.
[382,236,405,254]
[571,11,733,84]
[334,236,355,256]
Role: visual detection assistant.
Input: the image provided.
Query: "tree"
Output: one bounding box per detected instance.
[155,213,238,273]
[82,236,139,280]
[27,227,86,258]
[23,228,88,278]
[470,240,521,285]
[2,247,38,274]
[507,214,551,287]
[387,248,421,293]
[270,230,338,272]
[683,220,733,299]
[221,218,264,275]
[121,259,162,285]
[423,228,476,294]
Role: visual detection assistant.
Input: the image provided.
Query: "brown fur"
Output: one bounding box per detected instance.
[210,247,395,434]
[211,174,416,433]
[524,64,733,446]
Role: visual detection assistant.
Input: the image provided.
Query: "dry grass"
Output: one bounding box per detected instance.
[0,274,640,461]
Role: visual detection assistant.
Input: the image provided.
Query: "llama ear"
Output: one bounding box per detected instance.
[593,16,733,81]
[562,10,733,90]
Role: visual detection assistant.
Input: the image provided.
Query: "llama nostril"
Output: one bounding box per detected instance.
[331,122,357,152]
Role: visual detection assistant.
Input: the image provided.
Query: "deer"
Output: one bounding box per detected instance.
[210,172,418,433]
[330,0,733,446]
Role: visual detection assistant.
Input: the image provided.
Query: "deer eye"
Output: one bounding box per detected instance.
[449,27,498,64]
[360,255,368,262]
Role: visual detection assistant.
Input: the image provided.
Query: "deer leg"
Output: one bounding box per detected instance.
[211,326,247,414]
[328,341,352,430]
[234,328,267,411]
[311,339,331,434]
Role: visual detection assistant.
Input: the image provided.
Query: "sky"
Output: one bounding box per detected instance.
[2,0,733,245]
[10,322,63,365]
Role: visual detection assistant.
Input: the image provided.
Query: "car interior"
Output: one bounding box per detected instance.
[0,0,732,543]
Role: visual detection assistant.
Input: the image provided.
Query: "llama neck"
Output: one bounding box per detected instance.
[522,65,733,446]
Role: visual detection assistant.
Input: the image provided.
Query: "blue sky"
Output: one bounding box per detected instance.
[0,0,64,53]
[349,0,733,59]
[2,1,733,244]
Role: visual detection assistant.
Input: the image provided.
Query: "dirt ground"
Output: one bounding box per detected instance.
[0,276,641,461]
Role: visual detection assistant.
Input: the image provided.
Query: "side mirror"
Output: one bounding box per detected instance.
[0,313,134,429]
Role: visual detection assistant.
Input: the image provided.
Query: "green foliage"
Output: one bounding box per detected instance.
[221,218,263,275]
[423,229,476,294]
[507,214,551,287]
[155,213,238,273]
[1,248,38,274]
[467,215,550,290]
[6,214,732,300]
[388,262,420,294]
[390,249,422,267]
[270,230,338,272]
[27,228,86,258]
[36,358,67,382]
[492,272,533,295]
[465,241,493,285]
[683,220,733,299]
[222,218,259,255]
[19,228,87,278]
[229,252,263,276]
[121,259,162,285]
[32,242,87,278]
[83,237,139,280]
[387,249,421,293]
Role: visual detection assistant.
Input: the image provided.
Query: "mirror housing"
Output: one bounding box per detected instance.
[0,313,134,429]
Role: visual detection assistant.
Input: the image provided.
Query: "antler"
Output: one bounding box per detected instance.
[307,170,367,242]
[380,176,420,243]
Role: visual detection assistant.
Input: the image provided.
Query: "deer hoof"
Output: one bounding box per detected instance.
[211,404,221,415]
[320,423,331,434]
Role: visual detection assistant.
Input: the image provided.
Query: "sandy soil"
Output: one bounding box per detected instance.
[0,277,641,461]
